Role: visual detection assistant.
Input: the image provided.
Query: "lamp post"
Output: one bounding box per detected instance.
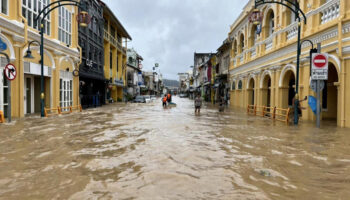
[24,0,90,117]
[253,0,307,125]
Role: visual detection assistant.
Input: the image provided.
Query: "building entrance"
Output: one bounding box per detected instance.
[262,75,271,107]
[322,63,338,121]
[281,70,295,109]
[0,65,9,118]
[248,78,255,105]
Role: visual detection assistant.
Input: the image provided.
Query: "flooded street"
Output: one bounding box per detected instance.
[1,97,350,200]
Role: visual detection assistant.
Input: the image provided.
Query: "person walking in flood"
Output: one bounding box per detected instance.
[194,94,202,114]
[167,93,172,103]
[219,96,225,112]
[162,95,168,108]
[292,95,308,118]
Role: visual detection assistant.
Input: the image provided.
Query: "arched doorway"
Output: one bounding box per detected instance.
[247,78,255,105]
[261,75,272,107]
[322,63,338,121]
[281,70,295,108]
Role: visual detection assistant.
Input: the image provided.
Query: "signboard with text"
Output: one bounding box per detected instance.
[311,53,328,80]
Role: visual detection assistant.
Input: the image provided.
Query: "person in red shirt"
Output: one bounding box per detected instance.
[167,93,172,103]
[162,95,168,108]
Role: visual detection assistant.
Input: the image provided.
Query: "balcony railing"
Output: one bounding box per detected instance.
[265,38,273,51]
[251,47,256,58]
[229,0,341,68]
[286,22,298,41]
[239,54,244,63]
[320,0,340,24]
[104,29,109,40]
[104,29,125,53]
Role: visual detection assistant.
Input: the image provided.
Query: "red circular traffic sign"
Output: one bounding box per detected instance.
[4,63,17,81]
[313,54,327,68]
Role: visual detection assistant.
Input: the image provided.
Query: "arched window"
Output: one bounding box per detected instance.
[238,80,243,89]
[267,11,275,36]
[251,25,257,46]
[287,4,297,25]
[233,39,238,55]
[232,81,236,90]
[239,34,245,52]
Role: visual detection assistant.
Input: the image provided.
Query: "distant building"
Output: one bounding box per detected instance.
[126,48,143,97]
[215,38,231,103]
[193,53,214,101]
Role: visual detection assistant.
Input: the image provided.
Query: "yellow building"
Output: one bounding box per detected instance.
[102,3,131,102]
[0,0,81,119]
[229,0,350,127]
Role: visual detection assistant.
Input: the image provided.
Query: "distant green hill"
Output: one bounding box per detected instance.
[163,79,179,88]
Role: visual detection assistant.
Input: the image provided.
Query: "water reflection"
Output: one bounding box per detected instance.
[0,97,350,199]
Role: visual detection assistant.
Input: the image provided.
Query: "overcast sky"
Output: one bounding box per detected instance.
[104,0,246,80]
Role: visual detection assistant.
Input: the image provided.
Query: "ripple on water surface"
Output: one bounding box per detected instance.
[0,98,350,199]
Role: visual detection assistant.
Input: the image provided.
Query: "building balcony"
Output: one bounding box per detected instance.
[250,47,257,58]
[320,0,340,25]
[286,22,298,41]
[104,29,126,54]
[239,54,244,64]
[265,38,273,51]
[229,0,344,70]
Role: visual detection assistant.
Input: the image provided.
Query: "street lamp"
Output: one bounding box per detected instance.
[23,0,90,117]
[253,0,307,125]
[24,40,41,59]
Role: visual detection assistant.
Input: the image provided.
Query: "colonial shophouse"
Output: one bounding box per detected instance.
[0,0,81,118]
[102,2,131,103]
[229,0,350,127]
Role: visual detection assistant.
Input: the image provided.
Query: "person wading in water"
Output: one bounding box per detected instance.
[167,93,172,103]
[292,95,308,119]
[194,94,202,114]
[162,95,168,108]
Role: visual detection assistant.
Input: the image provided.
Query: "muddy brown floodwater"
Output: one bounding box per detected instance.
[0,97,350,200]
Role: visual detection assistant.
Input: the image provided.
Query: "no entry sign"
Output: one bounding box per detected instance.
[4,64,17,81]
[311,53,328,80]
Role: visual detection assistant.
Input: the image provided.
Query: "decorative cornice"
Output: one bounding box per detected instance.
[230,27,343,76]
[12,35,25,43]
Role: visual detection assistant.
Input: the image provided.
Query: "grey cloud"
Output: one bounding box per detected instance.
[104,0,245,79]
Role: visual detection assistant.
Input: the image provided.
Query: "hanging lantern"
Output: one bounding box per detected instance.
[77,11,91,27]
[249,9,263,25]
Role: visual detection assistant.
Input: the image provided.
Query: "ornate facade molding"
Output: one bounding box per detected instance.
[230,26,344,76]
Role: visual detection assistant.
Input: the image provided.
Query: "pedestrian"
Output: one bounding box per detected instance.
[162,95,168,108]
[167,93,172,103]
[219,96,225,112]
[292,95,308,118]
[194,94,202,114]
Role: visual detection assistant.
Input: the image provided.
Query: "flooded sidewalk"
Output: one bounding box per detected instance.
[0,97,350,199]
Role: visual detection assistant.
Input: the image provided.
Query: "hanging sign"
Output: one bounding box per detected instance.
[4,64,17,81]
